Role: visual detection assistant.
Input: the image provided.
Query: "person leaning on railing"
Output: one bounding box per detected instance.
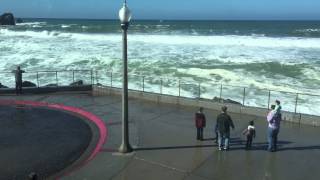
[11,66,25,94]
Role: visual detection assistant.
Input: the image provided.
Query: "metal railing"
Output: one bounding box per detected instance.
[1,69,320,116]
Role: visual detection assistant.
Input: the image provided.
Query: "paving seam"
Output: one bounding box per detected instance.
[109,109,183,179]
[108,154,136,180]
[134,156,188,174]
[181,153,216,180]
[139,109,178,123]
[135,109,178,149]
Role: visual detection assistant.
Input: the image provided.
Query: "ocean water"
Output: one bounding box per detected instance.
[1,19,320,115]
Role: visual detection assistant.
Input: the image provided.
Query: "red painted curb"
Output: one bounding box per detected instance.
[0,100,108,178]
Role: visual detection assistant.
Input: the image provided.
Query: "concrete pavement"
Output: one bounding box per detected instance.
[0,92,320,180]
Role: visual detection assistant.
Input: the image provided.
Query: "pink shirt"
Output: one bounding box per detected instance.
[267,110,276,129]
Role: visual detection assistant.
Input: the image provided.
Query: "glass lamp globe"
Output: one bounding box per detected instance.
[119,3,132,24]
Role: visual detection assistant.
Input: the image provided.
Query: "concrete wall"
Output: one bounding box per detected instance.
[93,85,320,127]
[0,85,92,94]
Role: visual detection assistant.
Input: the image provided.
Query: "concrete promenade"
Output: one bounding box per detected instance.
[1,91,320,180]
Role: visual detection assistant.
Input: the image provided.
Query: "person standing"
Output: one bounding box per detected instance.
[12,66,25,94]
[242,120,256,150]
[216,106,235,151]
[267,104,282,152]
[195,107,206,141]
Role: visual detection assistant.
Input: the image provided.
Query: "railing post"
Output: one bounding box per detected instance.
[242,87,246,106]
[178,79,181,97]
[96,70,99,84]
[267,90,271,109]
[160,78,163,94]
[110,72,113,87]
[219,84,223,103]
[198,83,201,98]
[72,70,75,83]
[90,69,93,85]
[295,93,299,114]
[36,72,39,87]
[55,71,58,86]
[142,76,145,92]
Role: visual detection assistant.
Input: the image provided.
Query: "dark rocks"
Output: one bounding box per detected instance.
[22,81,36,87]
[44,84,58,87]
[0,13,16,25]
[70,80,83,86]
[16,18,23,23]
[0,83,8,88]
[212,96,242,105]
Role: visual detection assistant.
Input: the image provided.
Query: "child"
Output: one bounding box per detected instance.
[242,120,256,149]
[274,100,281,113]
[273,100,282,119]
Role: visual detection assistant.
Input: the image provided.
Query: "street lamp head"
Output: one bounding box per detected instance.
[119,2,132,24]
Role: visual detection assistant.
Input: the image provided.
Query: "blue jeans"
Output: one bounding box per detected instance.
[218,131,230,149]
[268,127,279,151]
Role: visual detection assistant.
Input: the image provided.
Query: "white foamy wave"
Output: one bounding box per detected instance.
[16,22,46,26]
[295,28,320,33]
[2,29,320,49]
[61,24,71,28]
[0,29,73,39]
[177,68,305,93]
[128,34,320,49]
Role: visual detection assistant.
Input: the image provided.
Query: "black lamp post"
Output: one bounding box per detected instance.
[118,0,133,153]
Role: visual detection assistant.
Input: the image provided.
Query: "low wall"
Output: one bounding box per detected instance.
[93,85,320,127]
[0,85,92,94]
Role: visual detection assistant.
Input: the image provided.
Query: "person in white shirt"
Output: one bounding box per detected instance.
[242,120,256,150]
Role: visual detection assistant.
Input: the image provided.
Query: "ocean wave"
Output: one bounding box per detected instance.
[176,67,305,93]
[61,24,71,28]
[0,29,71,39]
[295,28,320,33]
[1,29,320,49]
[16,22,47,26]
[128,34,320,49]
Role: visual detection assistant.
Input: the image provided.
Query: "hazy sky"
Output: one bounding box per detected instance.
[1,0,320,20]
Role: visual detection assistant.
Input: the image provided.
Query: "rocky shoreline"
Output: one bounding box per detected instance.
[0,12,16,25]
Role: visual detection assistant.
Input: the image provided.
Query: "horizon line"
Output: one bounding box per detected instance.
[17,17,320,21]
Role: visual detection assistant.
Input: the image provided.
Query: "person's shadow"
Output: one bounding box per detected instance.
[134,137,320,152]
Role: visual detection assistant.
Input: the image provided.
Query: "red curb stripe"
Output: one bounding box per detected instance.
[0,100,108,178]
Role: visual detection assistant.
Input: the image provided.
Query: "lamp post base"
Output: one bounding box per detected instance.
[119,142,133,153]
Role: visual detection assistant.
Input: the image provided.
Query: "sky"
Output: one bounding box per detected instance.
[0,0,320,20]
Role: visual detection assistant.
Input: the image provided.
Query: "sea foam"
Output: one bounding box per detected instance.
[1,28,320,115]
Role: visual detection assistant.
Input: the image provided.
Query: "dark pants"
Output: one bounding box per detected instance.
[197,128,203,140]
[246,135,253,149]
[15,82,22,94]
[215,131,218,143]
[268,127,279,151]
